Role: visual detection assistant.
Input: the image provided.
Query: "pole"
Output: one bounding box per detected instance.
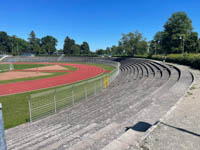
[72,85,75,105]
[0,104,7,150]
[84,81,88,100]
[53,89,57,113]
[101,77,104,90]
[94,82,97,95]
[28,95,32,122]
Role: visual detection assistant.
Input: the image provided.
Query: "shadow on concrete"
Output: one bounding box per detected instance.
[125,121,152,132]
[160,122,200,137]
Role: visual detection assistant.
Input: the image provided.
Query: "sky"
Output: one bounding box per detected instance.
[1,0,200,51]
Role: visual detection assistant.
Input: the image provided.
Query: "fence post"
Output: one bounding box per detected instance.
[72,85,75,105]
[0,104,7,150]
[102,76,104,89]
[84,81,88,100]
[28,95,32,123]
[53,89,57,113]
[94,82,97,96]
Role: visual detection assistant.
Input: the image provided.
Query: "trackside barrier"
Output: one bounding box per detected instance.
[19,57,120,122]
[0,104,7,150]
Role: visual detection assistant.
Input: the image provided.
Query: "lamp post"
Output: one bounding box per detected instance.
[180,36,185,54]
[157,40,160,54]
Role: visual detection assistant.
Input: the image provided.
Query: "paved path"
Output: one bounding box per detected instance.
[0,62,104,96]
[138,63,200,150]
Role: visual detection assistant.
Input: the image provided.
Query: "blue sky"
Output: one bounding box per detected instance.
[1,0,200,51]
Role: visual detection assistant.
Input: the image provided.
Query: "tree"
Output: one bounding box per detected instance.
[28,30,41,54]
[0,31,11,53]
[63,36,75,55]
[10,36,29,55]
[149,40,157,54]
[137,40,148,54]
[111,45,118,56]
[71,45,80,55]
[96,49,105,55]
[184,32,199,53]
[41,36,58,55]
[105,47,111,55]
[120,30,148,56]
[152,31,164,54]
[80,42,90,55]
[162,12,193,53]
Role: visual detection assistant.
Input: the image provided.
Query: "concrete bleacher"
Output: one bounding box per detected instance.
[5,58,193,150]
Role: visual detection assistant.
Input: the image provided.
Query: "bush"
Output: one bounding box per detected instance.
[151,53,200,70]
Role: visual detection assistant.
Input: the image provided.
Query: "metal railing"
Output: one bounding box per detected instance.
[13,57,121,121]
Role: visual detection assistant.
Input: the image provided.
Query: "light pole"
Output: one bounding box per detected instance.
[180,36,184,54]
[157,40,160,54]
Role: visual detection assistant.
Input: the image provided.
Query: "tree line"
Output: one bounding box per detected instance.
[0,30,91,56]
[97,11,200,56]
[1,11,200,57]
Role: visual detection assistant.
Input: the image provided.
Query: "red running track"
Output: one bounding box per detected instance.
[0,62,105,96]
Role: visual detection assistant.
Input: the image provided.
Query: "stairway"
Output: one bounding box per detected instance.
[5,58,193,150]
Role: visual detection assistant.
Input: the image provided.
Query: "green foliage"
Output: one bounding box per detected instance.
[0,31,11,53]
[10,36,29,55]
[63,36,75,55]
[154,12,199,54]
[151,53,200,69]
[41,36,58,55]
[80,41,90,55]
[96,49,105,55]
[108,30,148,56]
[149,31,164,54]
[28,30,41,54]
[184,32,199,53]
[120,30,148,56]
[71,45,80,55]
[105,47,111,55]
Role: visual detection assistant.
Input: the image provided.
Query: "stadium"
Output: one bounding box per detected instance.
[0,55,194,150]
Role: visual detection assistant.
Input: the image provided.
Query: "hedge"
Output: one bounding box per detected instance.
[136,53,200,70]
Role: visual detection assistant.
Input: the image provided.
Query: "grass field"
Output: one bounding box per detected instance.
[0,64,77,84]
[0,63,115,129]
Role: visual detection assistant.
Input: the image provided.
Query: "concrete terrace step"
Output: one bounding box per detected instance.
[9,124,71,150]
[68,122,120,150]
[35,123,98,150]
[5,58,193,150]
[102,129,140,150]
[7,124,62,147]
[100,67,192,150]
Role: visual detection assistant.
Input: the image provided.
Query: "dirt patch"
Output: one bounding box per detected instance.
[25,65,68,71]
[0,71,51,81]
